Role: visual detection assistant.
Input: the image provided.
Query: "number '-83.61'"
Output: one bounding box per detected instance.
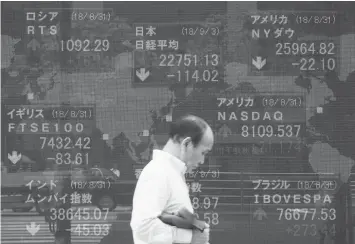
[52,152,89,165]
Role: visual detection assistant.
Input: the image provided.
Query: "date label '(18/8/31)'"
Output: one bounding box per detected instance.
[297,180,337,190]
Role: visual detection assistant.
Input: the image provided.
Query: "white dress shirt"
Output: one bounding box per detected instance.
[130,150,193,244]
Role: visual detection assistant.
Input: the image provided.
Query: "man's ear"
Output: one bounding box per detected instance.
[181,137,192,148]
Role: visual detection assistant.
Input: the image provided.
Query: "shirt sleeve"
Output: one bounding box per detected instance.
[130,167,192,244]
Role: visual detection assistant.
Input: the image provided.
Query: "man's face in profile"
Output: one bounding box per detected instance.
[182,127,214,172]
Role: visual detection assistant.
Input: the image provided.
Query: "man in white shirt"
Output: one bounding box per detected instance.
[130,115,214,244]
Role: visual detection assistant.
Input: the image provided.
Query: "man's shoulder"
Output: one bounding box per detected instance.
[139,159,170,177]
[144,157,168,169]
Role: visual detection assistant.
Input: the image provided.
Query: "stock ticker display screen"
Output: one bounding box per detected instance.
[1,1,355,244]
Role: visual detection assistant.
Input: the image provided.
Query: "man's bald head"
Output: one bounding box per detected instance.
[168,115,214,172]
[169,115,212,147]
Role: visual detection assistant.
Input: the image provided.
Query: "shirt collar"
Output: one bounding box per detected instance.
[152,149,187,175]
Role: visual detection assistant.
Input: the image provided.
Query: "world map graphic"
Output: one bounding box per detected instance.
[1,2,355,244]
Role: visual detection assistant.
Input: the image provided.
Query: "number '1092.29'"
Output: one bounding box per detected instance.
[60,39,110,52]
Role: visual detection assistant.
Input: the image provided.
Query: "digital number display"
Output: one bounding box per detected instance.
[60,39,110,52]
[159,54,220,67]
[4,105,94,166]
[49,207,109,221]
[132,19,223,87]
[2,2,354,244]
[275,42,336,56]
